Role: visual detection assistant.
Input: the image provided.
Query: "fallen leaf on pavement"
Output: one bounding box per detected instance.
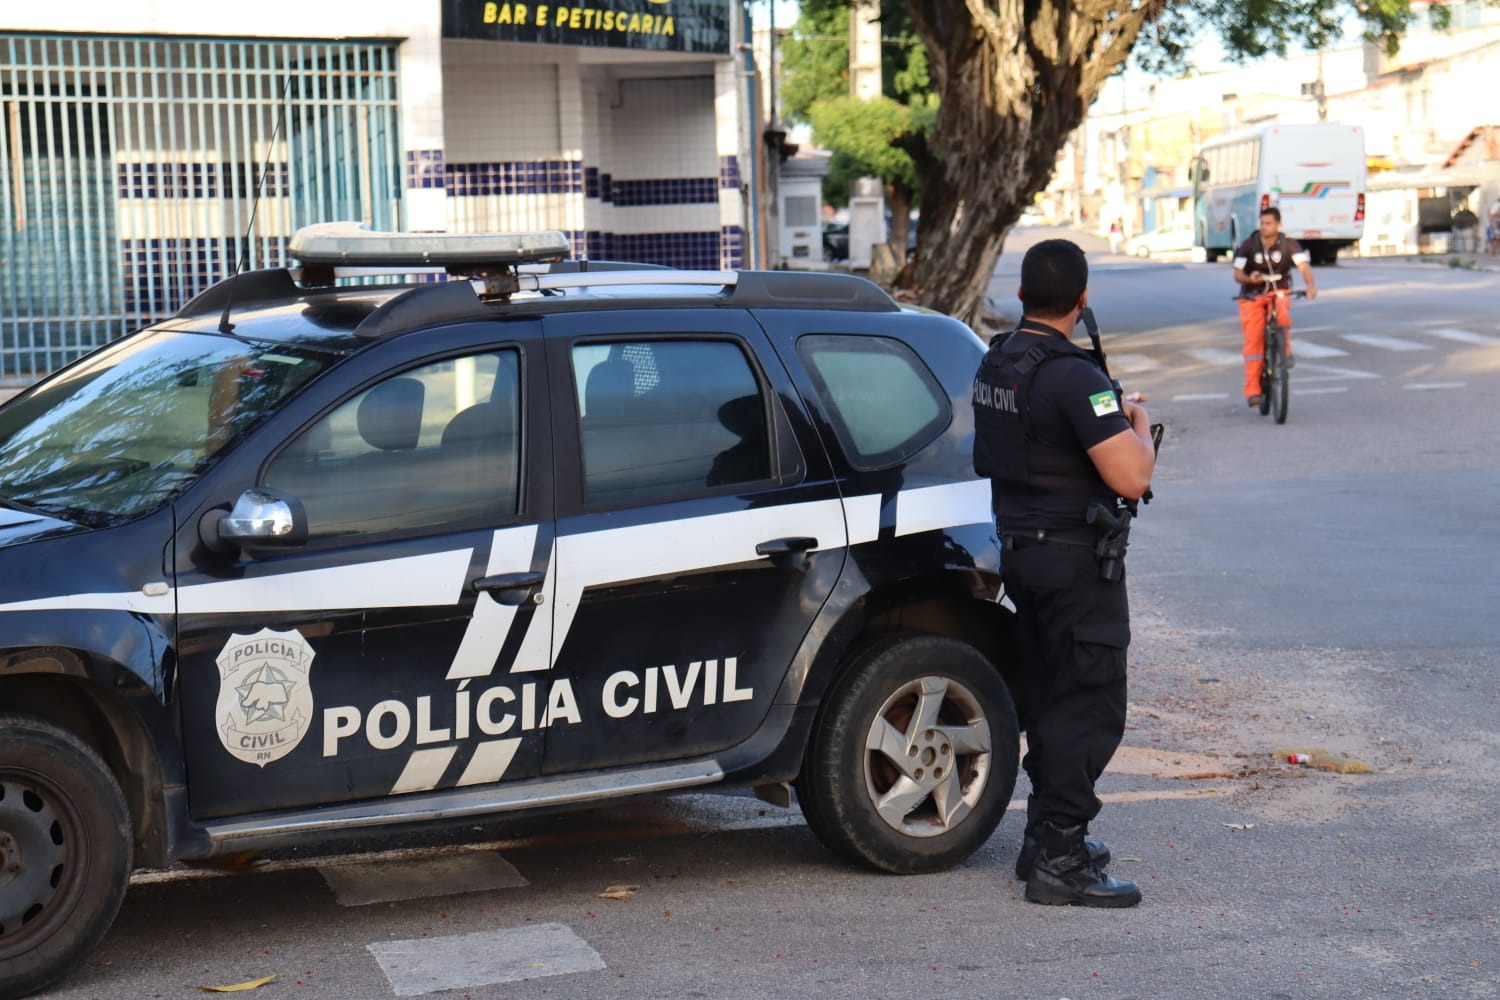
[1222,823,1254,830]
[199,974,277,992]
[598,884,640,901]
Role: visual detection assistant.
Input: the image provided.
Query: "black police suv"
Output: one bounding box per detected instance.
[0,224,1019,997]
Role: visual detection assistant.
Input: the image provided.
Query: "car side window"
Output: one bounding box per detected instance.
[265,350,522,540]
[796,334,950,470]
[571,339,771,505]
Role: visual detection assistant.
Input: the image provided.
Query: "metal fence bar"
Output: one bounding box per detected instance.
[0,33,401,382]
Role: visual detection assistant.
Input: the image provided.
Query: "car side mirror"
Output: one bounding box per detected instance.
[199,487,309,554]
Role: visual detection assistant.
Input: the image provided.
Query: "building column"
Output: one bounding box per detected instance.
[716,56,746,269]
[399,21,447,231]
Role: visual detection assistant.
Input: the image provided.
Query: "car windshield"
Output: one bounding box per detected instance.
[0,329,337,526]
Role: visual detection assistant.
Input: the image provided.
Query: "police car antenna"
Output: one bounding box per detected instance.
[219,75,294,335]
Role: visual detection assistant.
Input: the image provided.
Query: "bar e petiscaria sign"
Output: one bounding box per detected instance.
[442,0,732,54]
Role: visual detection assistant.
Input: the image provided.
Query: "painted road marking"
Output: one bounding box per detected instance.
[368,923,605,996]
[321,851,527,907]
[1186,347,1243,366]
[1405,382,1466,390]
[1108,352,1161,373]
[1285,339,1347,358]
[1295,364,1381,382]
[1172,393,1231,401]
[1294,386,1350,395]
[1423,327,1498,345]
[1341,332,1430,352]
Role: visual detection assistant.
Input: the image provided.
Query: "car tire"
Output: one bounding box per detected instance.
[0,713,132,1000]
[796,633,1019,874]
[1134,246,1151,258]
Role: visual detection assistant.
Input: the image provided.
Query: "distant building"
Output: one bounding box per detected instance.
[1,0,757,382]
[1055,5,1500,254]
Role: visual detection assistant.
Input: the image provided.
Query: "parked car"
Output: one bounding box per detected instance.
[0,223,1021,997]
[822,222,849,261]
[1124,220,1195,258]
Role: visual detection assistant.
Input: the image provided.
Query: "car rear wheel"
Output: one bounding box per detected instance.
[1134,246,1151,258]
[0,713,132,999]
[796,634,1019,874]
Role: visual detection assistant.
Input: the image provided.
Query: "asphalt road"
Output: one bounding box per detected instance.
[38,248,1500,1000]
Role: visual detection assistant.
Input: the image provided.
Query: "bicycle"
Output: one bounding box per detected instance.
[1240,273,1306,425]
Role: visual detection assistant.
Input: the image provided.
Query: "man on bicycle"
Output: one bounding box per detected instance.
[1234,206,1317,408]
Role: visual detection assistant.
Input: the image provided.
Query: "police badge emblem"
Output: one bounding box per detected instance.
[214,627,316,767]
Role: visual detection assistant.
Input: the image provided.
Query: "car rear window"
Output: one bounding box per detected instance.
[795,334,950,470]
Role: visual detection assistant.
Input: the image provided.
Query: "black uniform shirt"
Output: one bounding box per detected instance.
[1232,232,1308,298]
[992,326,1132,531]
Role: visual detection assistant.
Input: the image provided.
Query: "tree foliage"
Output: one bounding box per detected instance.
[780,0,935,251]
[784,0,1468,328]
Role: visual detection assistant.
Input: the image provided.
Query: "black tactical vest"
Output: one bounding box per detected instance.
[973,326,1113,504]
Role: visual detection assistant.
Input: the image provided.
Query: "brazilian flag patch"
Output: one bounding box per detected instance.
[1089,390,1120,417]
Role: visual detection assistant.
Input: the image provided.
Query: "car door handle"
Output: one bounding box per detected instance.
[755,536,818,558]
[473,571,546,606]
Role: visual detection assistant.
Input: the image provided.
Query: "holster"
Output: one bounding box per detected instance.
[1086,502,1132,582]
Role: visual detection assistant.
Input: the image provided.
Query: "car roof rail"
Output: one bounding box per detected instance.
[347,268,898,339]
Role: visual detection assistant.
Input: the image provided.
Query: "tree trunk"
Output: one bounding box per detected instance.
[904,0,1150,329]
[886,182,913,261]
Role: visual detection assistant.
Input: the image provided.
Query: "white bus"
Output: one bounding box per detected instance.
[1191,123,1367,264]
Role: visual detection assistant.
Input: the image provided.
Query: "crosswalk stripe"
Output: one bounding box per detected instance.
[1172,392,1231,401]
[1185,347,1242,366]
[368,923,605,996]
[1296,364,1382,382]
[1295,386,1350,395]
[1341,332,1429,351]
[1423,328,1497,345]
[1108,352,1160,373]
[1405,381,1466,390]
[1285,339,1347,358]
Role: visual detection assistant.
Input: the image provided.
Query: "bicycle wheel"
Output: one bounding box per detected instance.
[1258,354,1272,416]
[1269,323,1289,424]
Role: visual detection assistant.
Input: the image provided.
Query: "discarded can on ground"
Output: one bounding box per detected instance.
[1287,753,1312,765]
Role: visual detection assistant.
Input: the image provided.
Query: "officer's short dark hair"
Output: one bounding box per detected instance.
[1020,239,1088,316]
[1260,206,1282,222]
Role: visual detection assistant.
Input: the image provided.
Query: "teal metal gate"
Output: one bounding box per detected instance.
[1,34,401,382]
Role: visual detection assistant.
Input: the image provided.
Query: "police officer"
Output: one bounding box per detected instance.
[972,239,1156,908]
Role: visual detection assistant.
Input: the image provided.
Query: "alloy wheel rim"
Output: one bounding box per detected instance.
[862,675,992,838]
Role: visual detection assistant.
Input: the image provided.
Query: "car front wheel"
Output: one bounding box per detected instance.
[796,634,1019,874]
[0,713,132,999]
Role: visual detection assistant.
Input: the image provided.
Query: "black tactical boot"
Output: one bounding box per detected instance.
[1014,827,1110,881]
[1023,821,1141,908]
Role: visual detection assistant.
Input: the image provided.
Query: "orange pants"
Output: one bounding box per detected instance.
[1238,294,1293,398]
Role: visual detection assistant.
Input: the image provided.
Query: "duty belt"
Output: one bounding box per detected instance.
[1000,526,1098,550]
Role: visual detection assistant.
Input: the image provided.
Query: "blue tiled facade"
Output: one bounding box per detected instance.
[567,230,725,270]
[404,149,446,189]
[719,155,740,191]
[118,161,288,199]
[119,237,284,321]
[446,159,586,196]
[719,225,744,270]
[608,177,719,206]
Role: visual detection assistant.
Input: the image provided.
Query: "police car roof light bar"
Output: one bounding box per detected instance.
[287,222,572,269]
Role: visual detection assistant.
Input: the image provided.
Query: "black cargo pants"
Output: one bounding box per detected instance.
[1002,537,1130,830]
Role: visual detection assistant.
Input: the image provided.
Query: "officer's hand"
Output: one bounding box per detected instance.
[1121,398,1149,428]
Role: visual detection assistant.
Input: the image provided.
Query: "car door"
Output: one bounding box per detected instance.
[174,324,555,819]
[536,309,845,774]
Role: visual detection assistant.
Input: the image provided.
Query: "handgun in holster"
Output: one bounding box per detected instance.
[1086,502,1132,582]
